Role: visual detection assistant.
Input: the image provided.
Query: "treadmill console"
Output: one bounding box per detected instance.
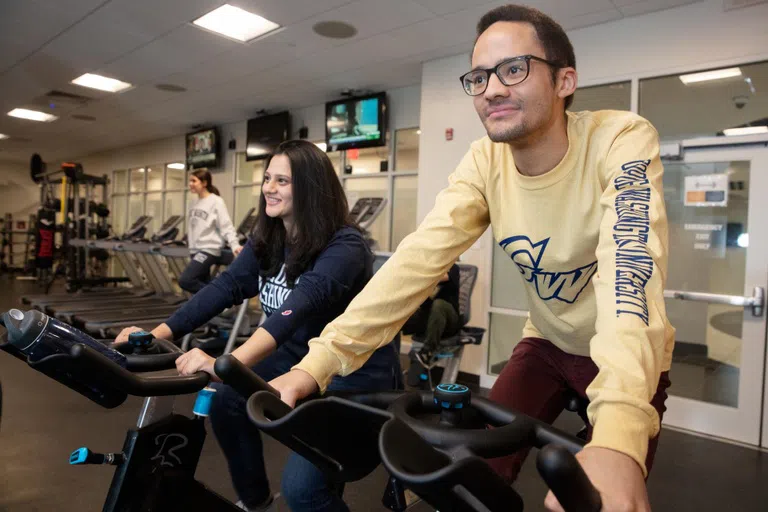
[350,198,387,230]
[122,216,153,240]
[236,207,258,244]
[151,215,184,242]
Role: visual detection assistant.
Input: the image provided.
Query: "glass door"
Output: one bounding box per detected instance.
[660,144,768,446]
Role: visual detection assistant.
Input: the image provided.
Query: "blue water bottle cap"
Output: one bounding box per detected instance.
[433,383,471,410]
[193,387,217,417]
[128,331,153,347]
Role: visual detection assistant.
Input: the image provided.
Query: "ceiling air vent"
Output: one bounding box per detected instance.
[45,90,92,105]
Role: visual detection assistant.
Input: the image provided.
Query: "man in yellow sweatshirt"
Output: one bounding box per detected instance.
[270,4,674,511]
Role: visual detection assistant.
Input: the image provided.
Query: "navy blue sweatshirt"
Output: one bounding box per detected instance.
[166,226,372,358]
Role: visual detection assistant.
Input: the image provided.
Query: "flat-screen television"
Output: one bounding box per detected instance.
[246,111,291,161]
[186,127,220,170]
[325,92,387,151]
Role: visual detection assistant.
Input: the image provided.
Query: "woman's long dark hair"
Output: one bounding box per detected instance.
[191,169,219,195]
[251,140,358,286]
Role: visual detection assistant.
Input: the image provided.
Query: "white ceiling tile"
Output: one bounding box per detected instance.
[100,24,241,84]
[385,17,468,55]
[42,15,154,71]
[84,0,188,40]
[412,0,495,16]
[560,8,624,30]
[540,0,617,18]
[0,0,94,73]
[616,0,704,17]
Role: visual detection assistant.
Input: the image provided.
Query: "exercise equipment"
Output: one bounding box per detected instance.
[216,355,602,512]
[0,319,241,511]
[407,263,485,389]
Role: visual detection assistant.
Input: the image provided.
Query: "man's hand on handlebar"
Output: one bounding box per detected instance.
[115,326,143,344]
[544,446,649,512]
[176,348,221,382]
[268,369,319,408]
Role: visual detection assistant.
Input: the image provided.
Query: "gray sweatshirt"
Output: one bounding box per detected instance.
[187,194,241,256]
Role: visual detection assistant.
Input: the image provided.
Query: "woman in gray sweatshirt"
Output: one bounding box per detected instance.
[179,169,242,293]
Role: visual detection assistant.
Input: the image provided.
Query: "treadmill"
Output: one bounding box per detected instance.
[92,208,258,338]
[53,216,187,324]
[349,197,387,250]
[22,216,156,309]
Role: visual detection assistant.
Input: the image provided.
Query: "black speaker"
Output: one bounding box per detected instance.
[299,126,309,139]
[228,138,236,150]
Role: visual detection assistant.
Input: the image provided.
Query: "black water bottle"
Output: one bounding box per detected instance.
[1,308,127,368]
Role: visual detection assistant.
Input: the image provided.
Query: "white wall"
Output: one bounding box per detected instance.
[76,84,422,213]
[417,0,768,381]
[0,160,40,220]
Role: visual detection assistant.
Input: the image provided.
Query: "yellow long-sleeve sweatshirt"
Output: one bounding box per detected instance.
[294,110,676,475]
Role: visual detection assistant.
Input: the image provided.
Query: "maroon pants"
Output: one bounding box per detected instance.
[488,337,671,483]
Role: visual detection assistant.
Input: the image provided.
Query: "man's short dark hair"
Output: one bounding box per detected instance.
[475,4,576,109]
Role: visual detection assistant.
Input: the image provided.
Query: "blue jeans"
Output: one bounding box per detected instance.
[209,342,402,511]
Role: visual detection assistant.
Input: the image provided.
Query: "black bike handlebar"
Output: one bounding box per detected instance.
[537,444,602,512]
[70,344,209,396]
[113,338,183,372]
[213,354,282,398]
[209,355,601,512]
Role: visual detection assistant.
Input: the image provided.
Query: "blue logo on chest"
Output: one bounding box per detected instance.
[499,235,597,304]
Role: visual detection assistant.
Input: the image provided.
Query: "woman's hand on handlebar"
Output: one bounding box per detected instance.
[115,326,143,343]
[269,369,319,407]
[175,348,221,382]
[544,446,648,512]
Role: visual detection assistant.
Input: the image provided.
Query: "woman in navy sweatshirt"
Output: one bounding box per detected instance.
[115,140,401,512]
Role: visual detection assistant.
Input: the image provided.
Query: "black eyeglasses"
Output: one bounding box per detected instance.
[459,55,560,96]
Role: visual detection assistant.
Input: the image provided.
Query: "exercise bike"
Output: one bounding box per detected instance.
[0,310,241,512]
[214,355,603,512]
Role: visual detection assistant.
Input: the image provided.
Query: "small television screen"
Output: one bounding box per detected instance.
[325,92,387,151]
[186,128,219,170]
[246,111,291,161]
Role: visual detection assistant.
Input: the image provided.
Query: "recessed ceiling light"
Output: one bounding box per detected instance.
[313,21,357,39]
[679,67,742,85]
[0,134,8,140]
[723,126,768,136]
[193,4,280,43]
[167,163,186,169]
[8,108,58,122]
[156,84,187,93]
[72,73,132,93]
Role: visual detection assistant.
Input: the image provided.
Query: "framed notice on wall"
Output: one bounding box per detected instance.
[684,174,728,207]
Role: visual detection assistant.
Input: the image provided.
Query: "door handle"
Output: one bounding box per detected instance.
[663,287,764,317]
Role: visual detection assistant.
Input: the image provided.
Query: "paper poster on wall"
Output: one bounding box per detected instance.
[684,174,728,207]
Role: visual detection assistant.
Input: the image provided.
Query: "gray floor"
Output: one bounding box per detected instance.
[1,276,767,511]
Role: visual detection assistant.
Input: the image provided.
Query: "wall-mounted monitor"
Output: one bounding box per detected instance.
[186,127,220,170]
[325,92,387,151]
[246,111,291,161]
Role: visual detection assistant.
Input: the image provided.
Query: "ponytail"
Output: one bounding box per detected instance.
[191,169,218,195]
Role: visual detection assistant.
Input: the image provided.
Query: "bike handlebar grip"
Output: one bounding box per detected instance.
[214,354,281,398]
[118,337,184,372]
[536,444,602,512]
[70,344,209,396]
